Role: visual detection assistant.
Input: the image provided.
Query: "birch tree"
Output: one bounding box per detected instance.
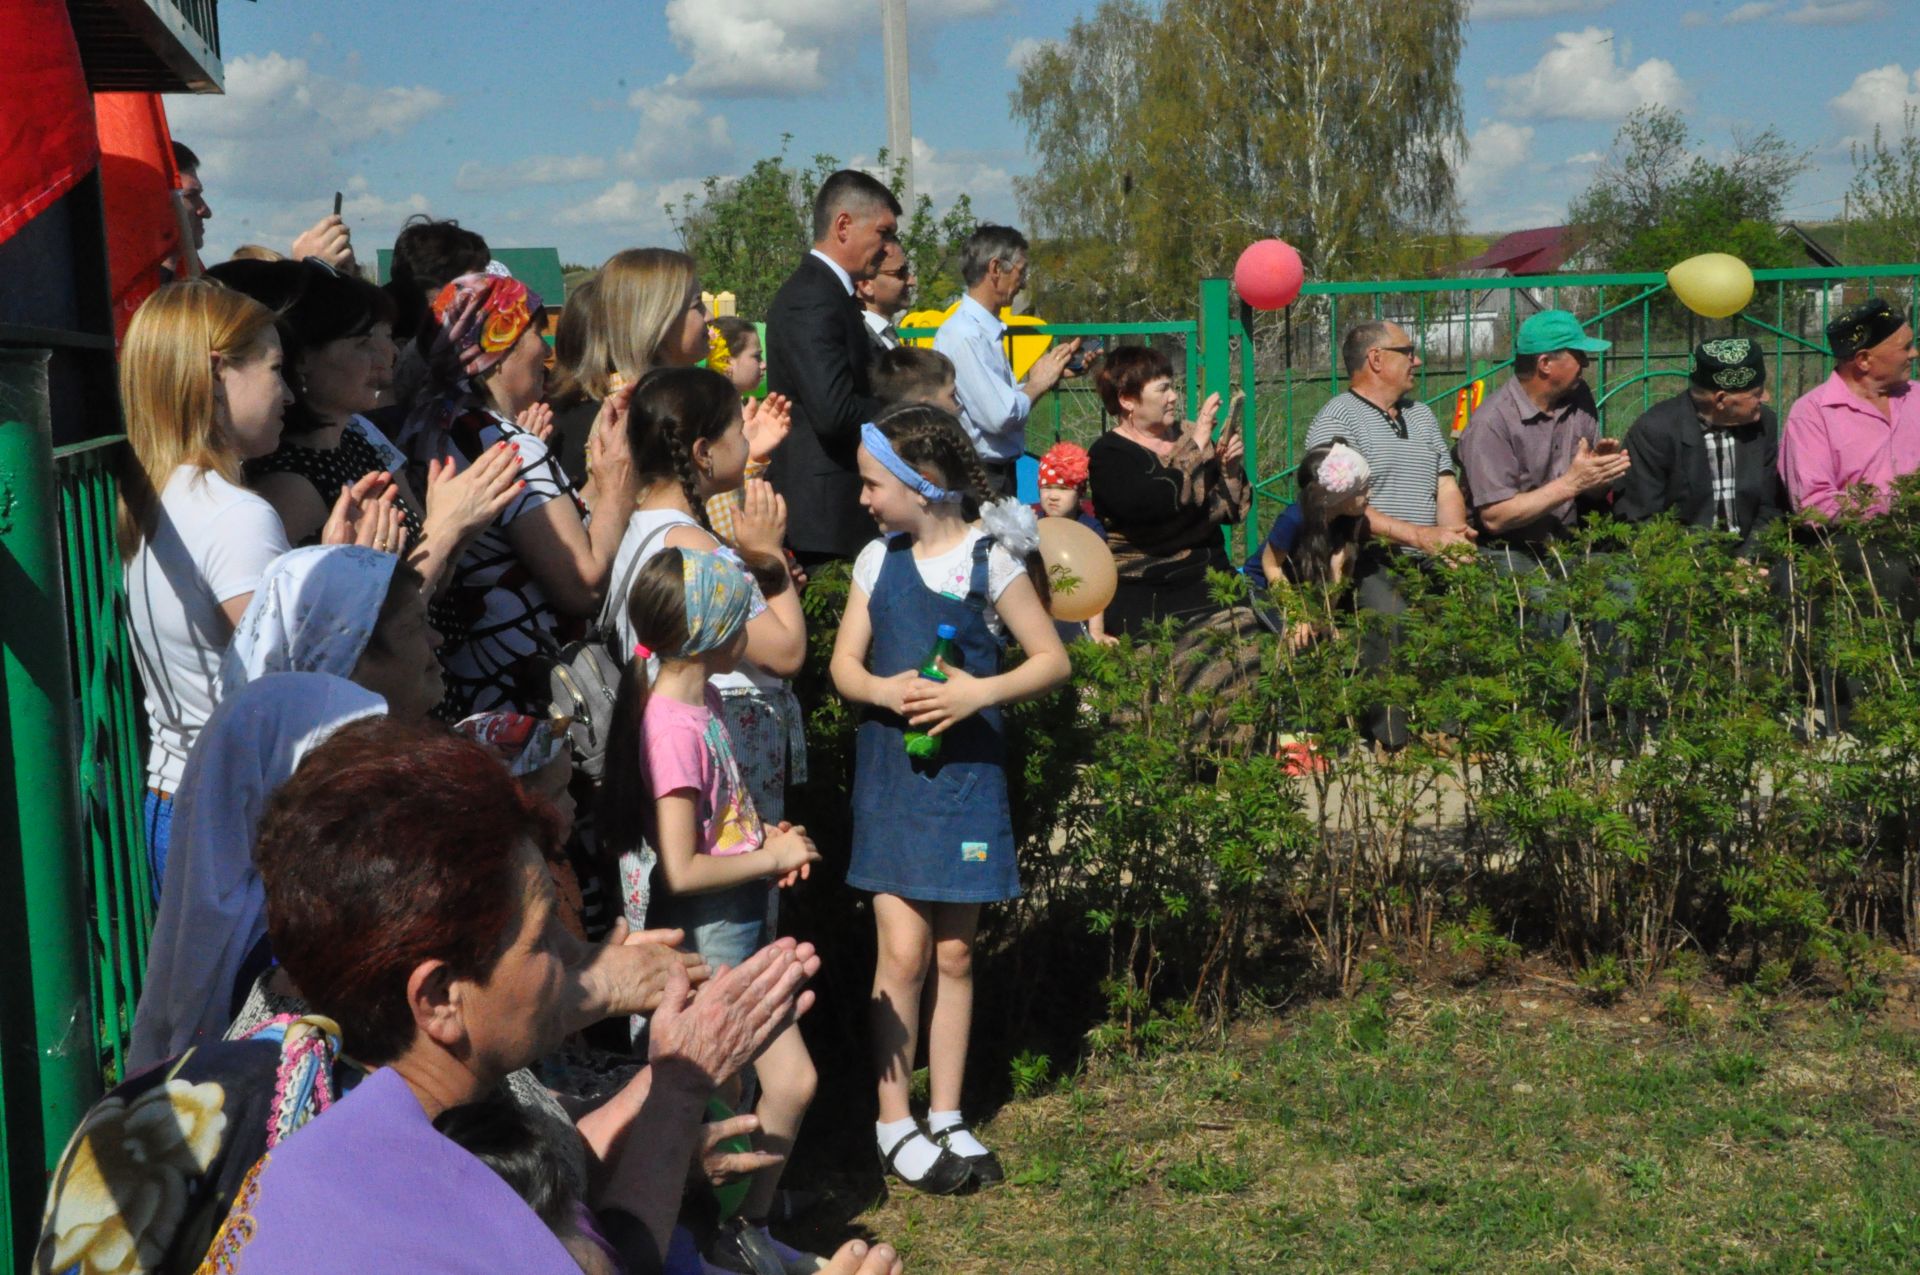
[1013,0,1466,317]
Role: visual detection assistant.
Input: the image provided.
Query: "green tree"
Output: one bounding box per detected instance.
[1568,106,1807,273]
[670,140,978,319]
[1013,0,1467,318]
[1846,105,1920,265]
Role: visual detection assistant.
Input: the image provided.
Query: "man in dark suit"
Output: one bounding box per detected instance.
[1613,337,1784,556]
[765,169,902,563]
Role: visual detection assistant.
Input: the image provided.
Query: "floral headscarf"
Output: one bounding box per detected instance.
[398,268,546,453]
[220,546,400,696]
[678,548,753,656]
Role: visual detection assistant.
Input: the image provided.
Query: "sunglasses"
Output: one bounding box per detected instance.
[1376,344,1417,358]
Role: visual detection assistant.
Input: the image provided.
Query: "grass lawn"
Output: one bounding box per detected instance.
[836,979,1920,1272]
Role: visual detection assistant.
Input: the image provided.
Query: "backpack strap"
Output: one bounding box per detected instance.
[592,516,688,646]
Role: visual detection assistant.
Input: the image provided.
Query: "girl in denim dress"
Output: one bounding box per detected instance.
[829,405,1072,1193]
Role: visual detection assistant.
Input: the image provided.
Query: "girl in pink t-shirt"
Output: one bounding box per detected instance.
[598,545,822,1270]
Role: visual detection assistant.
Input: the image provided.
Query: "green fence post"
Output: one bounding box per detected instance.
[0,349,99,1261]
[1198,277,1235,550]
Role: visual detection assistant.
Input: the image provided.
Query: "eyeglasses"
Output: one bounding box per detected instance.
[878,267,914,280]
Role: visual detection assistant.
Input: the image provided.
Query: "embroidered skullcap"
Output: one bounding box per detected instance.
[1827,298,1906,362]
[1688,338,1766,391]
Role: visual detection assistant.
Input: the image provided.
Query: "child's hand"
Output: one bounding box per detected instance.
[742,393,792,463]
[765,825,820,876]
[901,660,994,736]
[772,821,811,888]
[870,669,924,716]
[734,478,788,557]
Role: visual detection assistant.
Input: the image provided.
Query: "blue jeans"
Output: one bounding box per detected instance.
[143,788,173,904]
[652,880,770,972]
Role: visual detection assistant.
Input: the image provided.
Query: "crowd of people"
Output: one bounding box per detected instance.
[1240,300,1918,747]
[39,133,1919,1274]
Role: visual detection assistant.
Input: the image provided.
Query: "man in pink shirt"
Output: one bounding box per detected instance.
[1781,298,1920,519]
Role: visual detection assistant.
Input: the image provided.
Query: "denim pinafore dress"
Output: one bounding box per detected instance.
[846,534,1019,904]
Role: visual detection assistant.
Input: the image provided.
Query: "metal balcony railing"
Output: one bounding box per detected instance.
[67,0,223,94]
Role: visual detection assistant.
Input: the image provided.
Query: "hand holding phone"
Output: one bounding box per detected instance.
[1065,336,1104,376]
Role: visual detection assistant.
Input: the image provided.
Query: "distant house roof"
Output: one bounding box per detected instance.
[374,246,568,306]
[1457,226,1571,276]
[1777,222,1843,268]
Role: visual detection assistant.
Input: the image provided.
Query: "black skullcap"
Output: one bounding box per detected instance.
[1826,298,1906,362]
[1688,337,1766,391]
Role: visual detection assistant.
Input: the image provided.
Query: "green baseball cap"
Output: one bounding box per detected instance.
[1515,309,1611,356]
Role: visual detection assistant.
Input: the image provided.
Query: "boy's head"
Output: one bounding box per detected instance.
[872,344,959,414]
[1036,441,1090,519]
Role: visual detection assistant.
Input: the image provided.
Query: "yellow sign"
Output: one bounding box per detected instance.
[898,302,1054,380]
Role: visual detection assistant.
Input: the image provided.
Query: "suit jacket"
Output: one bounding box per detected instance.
[765,254,885,558]
[1613,391,1784,555]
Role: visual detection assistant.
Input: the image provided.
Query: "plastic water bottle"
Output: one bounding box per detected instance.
[902,623,959,759]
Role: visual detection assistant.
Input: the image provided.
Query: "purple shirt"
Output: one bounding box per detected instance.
[223,1067,583,1273]
[1780,373,1920,519]
[1456,376,1600,542]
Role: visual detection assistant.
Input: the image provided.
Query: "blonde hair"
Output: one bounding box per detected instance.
[546,269,606,409]
[227,244,286,263]
[586,248,698,399]
[118,279,280,555]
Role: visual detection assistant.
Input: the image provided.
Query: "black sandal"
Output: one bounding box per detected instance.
[931,1121,1004,1185]
[882,1125,974,1195]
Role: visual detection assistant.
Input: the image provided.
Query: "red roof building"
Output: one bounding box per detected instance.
[1456,226,1571,276]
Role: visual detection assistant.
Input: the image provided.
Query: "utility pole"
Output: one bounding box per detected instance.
[881,0,913,212]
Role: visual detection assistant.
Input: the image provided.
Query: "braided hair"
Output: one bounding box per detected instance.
[872,402,1051,605]
[625,364,790,598]
[626,365,736,536]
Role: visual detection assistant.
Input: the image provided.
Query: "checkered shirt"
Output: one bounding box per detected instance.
[1699,423,1741,537]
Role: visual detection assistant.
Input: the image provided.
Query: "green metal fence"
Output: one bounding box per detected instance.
[913,265,1920,553]
[55,436,156,1082]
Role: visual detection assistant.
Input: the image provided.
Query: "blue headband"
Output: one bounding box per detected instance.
[678,548,753,656]
[860,422,964,504]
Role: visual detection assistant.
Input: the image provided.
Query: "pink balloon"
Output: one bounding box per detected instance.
[1234,239,1304,311]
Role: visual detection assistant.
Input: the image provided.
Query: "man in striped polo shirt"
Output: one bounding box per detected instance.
[1301,321,1476,748]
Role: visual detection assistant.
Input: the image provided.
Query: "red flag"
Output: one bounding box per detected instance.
[0,0,99,246]
[95,92,186,339]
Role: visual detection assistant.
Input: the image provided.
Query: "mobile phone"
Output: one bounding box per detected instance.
[332,191,343,216]
[1065,336,1104,375]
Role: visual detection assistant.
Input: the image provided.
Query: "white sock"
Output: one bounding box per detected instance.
[927,1110,989,1158]
[876,1117,941,1178]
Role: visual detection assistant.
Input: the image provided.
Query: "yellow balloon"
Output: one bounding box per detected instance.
[1036,516,1117,623]
[1667,253,1755,319]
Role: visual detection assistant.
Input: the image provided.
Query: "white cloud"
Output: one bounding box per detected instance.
[1831,63,1920,140]
[1783,0,1884,22]
[556,177,709,240]
[1471,0,1611,17]
[1449,122,1534,218]
[168,52,447,200]
[1724,1,1782,21]
[847,136,1012,207]
[1491,27,1687,121]
[621,88,733,178]
[660,0,1003,99]
[454,155,607,192]
[1006,37,1052,71]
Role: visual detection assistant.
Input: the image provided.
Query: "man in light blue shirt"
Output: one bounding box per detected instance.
[933,224,1080,495]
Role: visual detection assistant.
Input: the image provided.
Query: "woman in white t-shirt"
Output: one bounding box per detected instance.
[119,280,405,896]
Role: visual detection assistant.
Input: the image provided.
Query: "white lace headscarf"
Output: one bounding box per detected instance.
[220,546,400,696]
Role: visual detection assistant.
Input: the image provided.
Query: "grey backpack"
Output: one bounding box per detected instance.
[549,522,671,780]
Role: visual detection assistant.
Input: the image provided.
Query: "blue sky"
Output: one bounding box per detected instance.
[167,0,1918,280]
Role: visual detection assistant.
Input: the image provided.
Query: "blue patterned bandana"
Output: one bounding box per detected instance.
[860,421,964,503]
[677,548,753,656]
